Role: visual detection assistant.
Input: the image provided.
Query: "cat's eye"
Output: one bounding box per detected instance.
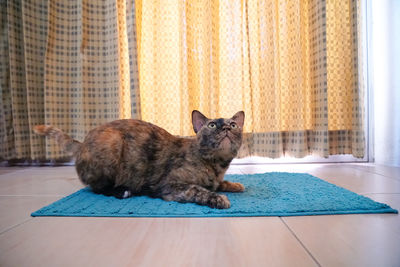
[230,122,238,128]
[208,122,216,129]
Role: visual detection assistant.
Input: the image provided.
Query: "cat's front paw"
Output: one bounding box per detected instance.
[218,181,245,192]
[230,182,245,192]
[207,194,231,209]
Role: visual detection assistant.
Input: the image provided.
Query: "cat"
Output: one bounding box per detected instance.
[34,110,245,209]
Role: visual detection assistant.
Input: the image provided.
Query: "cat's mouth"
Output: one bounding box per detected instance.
[219,131,230,140]
[218,133,232,148]
[219,136,231,149]
[223,130,235,140]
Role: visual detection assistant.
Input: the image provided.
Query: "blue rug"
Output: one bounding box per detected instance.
[31,172,398,217]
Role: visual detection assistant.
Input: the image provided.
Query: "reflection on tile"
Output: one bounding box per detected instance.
[307,167,400,194]
[0,167,26,175]
[349,163,400,181]
[0,167,82,196]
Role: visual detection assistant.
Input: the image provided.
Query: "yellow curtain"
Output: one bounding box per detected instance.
[135,0,364,158]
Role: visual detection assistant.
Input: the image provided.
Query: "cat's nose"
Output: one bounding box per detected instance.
[222,125,231,130]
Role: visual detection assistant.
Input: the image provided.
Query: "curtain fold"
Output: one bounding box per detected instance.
[0,0,48,160]
[1,0,364,161]
[136,0,365,158]
[0,0,140,161]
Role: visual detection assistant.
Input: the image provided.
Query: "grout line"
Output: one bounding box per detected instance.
[347,165,400,182]
[309,165,400,187]
[361,193,400,196]
[0,218,33,236]
[280,217,322,267]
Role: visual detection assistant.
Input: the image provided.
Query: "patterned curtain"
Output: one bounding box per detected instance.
[0,0,140,161]
[1,0,364,161]
[136,0,365,158]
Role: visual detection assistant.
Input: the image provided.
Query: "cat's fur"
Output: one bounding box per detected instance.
[34,110,245,209]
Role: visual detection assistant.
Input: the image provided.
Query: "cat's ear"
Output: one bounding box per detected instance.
[192,110,209,133]
[232,111,245,128]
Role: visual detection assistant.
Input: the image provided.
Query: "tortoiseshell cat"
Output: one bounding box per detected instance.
[34,110,245,209]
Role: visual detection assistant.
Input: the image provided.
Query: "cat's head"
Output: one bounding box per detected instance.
[192,110,245,160]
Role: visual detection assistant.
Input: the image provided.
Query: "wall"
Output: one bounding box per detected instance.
[370,0,400,166]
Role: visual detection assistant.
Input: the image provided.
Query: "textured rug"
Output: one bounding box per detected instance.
[31,172,398,217]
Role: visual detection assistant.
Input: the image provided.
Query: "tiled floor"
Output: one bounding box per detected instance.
[0,163,399,267]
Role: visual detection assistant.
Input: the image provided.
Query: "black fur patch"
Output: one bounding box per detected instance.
[123,132,134,140]
[215,118,225,128]
[173,138,184,148]
[200,134,209,147]
[219,159,231,169]
[161,157,175,179]
[143,131,159,161]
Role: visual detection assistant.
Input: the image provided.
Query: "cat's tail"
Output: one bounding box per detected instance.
[33,125,82,155]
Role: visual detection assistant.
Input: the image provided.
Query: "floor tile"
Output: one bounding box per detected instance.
[307,166,400,194]
[235,164,400,194]
[348,163,400,181]
[0,167,26,175]
[0,196,61,234]
[283,194,400,267]
[225,164,245,174]
[1,163,399,267]
[0,217,317,267]
[0,167,82,196]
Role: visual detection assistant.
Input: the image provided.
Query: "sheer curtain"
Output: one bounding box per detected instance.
[135,0,364,158]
